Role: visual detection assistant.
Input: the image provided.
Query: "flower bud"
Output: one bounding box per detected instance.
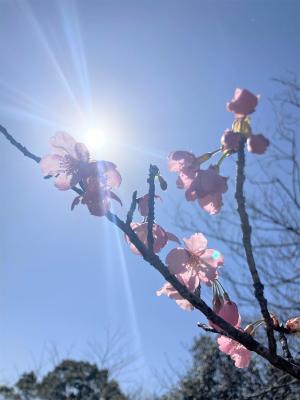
[158,175,168,191]
[286,317,300,336]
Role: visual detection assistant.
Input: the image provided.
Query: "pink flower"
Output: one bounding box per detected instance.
[71,176,122,217]
[40,132,122,191]
[40,132,92,190]
[247,134,270,155]
[166,233,224,289]
[210,301,241,331]
[185,166,228,215]
[217,334,251,368]
[156,276,194,311]
[168,151,196,173]
[137,194,161,217]
[125,223,180,255]
[227,88,259,118]
[221,129,241,152]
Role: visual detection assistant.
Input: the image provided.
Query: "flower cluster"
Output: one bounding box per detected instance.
[168,88,270,215]
[168,152,228,215]
[40,132,122,217]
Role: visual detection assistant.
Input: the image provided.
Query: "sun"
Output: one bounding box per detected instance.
[84,128,107,150]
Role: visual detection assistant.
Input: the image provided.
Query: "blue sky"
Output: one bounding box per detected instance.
[0,0,299,394]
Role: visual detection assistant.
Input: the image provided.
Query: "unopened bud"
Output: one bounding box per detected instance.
[286,317,300,337]
[158,175,168,191]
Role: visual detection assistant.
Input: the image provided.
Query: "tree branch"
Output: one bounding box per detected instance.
[235,139,277,356]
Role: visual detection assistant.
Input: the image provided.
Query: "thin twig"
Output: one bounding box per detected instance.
[0,124,41,163]
[279,329,294,363]
[235,139,277,356]
[126,190,138,226]
[147,164,159,252]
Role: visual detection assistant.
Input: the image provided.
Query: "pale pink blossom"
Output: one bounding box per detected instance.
[185,166,228,214]
[40,132,92,190]
[156,277,194,311]
[71,176,122,217]
[168,151,196,173]
[137,194,161,217]
[226,88,259,118]
[125,223,180,255]
[217,334,251,368]
[221,129,241,152]
[166,233,224,289]
[247,134,270,155]
[40,132,122,191]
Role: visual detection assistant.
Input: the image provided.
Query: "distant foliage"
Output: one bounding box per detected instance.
[161,336,300,400]
[0,360,126,400]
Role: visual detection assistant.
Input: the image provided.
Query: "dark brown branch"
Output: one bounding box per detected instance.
[235,139,277,356]
[0,124,41,163]
[147,164,159,252]
[279,329,294,363]
[126,190,137,226]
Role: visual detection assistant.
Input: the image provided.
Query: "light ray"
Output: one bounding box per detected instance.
[18,0,84,119]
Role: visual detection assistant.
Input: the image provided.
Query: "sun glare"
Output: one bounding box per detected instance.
[84,128,107,149]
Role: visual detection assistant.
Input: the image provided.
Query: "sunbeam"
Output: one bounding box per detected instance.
[18,0,84,119]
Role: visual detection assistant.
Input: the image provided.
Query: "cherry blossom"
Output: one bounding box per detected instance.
[217,333,252,368]
[125,222,180,255]
[185,166,228,215]
[227,88,259,118]
[71,176,122,217]
[156,276,194,311]
[168,151,197,173]
[247,133,270,155]
[40,132,93,190]
[40,132,122,191]
[166,233,224,289]
[221,129,241,152]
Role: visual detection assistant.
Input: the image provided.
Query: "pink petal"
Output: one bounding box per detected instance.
[166,248,189,275]
[40,154,63,176]
[199,192,223,215]
[247,134,270,155]
[200,248,224,268]
[183,233,208,256]
[178,269,200,292]
[54,172,73,191]
[166,231,180,244]
[75,142,90,162]
[221,129,241,152]
[177,168,197,189]
[156,282,194,311]
[217,335,236,354]
[168,151,196,172]
[197,264,219,286]
[231,346,251,368]
[226,88,258,117]
[50,132,77,158]
[137,194,161,217]
[105,168,122,189]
